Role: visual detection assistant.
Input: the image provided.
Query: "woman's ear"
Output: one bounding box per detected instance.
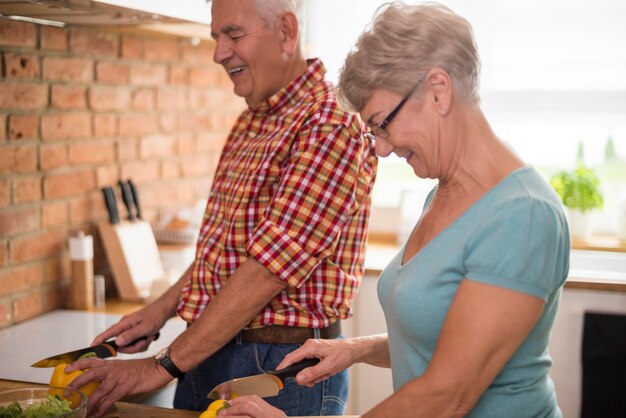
[426,68,452,116]
[277,12,299,53]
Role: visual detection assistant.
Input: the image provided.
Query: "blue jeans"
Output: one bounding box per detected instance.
[173,337,348,416]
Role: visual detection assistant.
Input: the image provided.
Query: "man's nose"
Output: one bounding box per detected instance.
[375,137,393,157]
[213,38,232,64]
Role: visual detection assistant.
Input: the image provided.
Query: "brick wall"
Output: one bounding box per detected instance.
[0,18,244,328]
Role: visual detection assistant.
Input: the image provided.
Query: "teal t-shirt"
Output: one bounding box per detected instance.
[378,166,570,418]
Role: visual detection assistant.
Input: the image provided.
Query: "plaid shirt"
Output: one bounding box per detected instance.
[177,59,377,328]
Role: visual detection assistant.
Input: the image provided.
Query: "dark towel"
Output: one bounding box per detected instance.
[581,311,626,418]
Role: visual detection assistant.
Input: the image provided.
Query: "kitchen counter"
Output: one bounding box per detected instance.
[0,380,359,418]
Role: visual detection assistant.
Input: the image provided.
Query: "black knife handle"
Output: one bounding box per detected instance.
[269,358,320,382]
[118,180,136,221]
[102,187,120,224]
[127,179,142,219]
[101,332,160,355]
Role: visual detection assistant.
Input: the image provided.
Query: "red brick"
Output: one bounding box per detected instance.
[44,285,66,311]
[189,67,220,87]
[139,134,175,159]
[0,144,37,174]
[181,155,211,177]
[93,113,117,137]
[42,201,68,228]
[196,132,227,153]
[0,206,39,236]
[96,164,118,188]
[0,302,10,327]
[118,114,158,136]
[182,42,214,64]
[162,160,180,179]
[132,88,155,110]
[13,175,42,204]
[13,292,44,323]
[159,113,178,133]
[121,35,142,59]
[0,82,48,110]
[42,257,68,284]
[44,169,95,199]
[0,19,36,48]
[41,26,68,51]
[118,138,137,161]
[157,87,188,111]
[0,179,8,207]
[51,85,87,109]
[70,29,118,57]
[70,194,108,224]
[178,132,195,154]
[40,144,67,171]
[69,141,115,165]
[10,228,66,264]
[88,86,131,111]
[144,39,179,61]
[0,263,43,297]
[0,114,6,141]
[43,57,93,82]
[130,63,167,85]
[96,61,129,84]
[189,89,214,109]
[4,52,40,80]
[0,241,6,267]
[120,161,159,183]
[8,114,38,140]
[169,66,188,85]
[41,112,91,141]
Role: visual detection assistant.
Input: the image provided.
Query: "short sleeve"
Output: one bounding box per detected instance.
[464,197,569,300]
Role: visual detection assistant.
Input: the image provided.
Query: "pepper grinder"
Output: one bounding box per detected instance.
[69,231,94,310]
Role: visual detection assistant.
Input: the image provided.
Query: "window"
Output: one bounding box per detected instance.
[305,0,626,239]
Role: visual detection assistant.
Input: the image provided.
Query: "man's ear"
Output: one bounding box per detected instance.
[426,68,452,116]
[276,12,299,53]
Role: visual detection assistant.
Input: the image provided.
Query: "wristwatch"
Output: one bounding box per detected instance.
[154,347,184,379]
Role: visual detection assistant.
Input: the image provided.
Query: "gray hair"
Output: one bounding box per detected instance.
[253,0,304,35]
[338,2,481,112]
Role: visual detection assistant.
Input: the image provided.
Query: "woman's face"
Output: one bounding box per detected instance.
[361,89,439,180]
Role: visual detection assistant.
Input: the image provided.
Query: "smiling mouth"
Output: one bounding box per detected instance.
[227,66,245,75]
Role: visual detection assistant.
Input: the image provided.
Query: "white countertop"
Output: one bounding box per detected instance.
[0,309,186,384]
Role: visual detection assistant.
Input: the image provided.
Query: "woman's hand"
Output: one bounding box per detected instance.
[219,395,286,418]
[66,357,171,417]
[276,338,356,387]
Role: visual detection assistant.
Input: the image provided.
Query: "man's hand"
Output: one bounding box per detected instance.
[91,303,167,354]
[220,395,287,418]
[66,357,171,417]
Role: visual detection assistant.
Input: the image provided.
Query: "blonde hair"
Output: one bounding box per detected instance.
[338,2,480,112]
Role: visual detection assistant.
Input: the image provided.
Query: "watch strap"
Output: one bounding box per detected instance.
[157,352,184,379]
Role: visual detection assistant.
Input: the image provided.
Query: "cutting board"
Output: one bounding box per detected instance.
[99,220,165,301]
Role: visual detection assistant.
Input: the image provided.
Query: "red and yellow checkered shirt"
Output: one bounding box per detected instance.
[177,59,377,328]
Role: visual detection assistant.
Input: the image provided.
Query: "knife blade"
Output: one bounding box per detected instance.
[101,186,120,225]
[207,358,320,400]
[30,333,160,368]
[118,180,136,221]
[127,179,143,220]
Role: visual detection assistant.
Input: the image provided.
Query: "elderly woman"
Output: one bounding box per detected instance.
[222,2,569,417]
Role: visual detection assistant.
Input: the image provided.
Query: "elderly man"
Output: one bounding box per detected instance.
[67,0,377,416]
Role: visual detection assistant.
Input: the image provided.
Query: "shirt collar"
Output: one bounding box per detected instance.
[251,58,326,114]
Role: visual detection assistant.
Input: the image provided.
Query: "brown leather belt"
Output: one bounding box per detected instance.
[239,321,341,344]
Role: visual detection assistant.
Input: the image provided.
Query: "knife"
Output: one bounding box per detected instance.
[30,333,160,368]
[118,180,136,221]
[207,358,320,400]
[127,179,143,220]
[101,187,120,225]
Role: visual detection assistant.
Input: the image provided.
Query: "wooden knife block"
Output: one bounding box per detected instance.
[98,220,165,302]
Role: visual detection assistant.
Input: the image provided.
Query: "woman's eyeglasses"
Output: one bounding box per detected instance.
[364,81,421,142]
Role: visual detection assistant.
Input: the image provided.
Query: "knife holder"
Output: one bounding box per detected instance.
[98,220,165,302]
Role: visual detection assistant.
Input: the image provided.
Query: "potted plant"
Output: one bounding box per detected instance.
[550,164,604,240]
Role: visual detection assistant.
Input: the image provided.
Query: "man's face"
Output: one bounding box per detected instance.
[211,0,288,108]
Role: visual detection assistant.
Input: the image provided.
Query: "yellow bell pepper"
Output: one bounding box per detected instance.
[49,363,101,409]
[199,399,230,418]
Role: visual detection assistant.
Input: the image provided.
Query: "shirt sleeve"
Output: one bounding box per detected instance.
[246,118,367,288]
[464,197,570,300]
